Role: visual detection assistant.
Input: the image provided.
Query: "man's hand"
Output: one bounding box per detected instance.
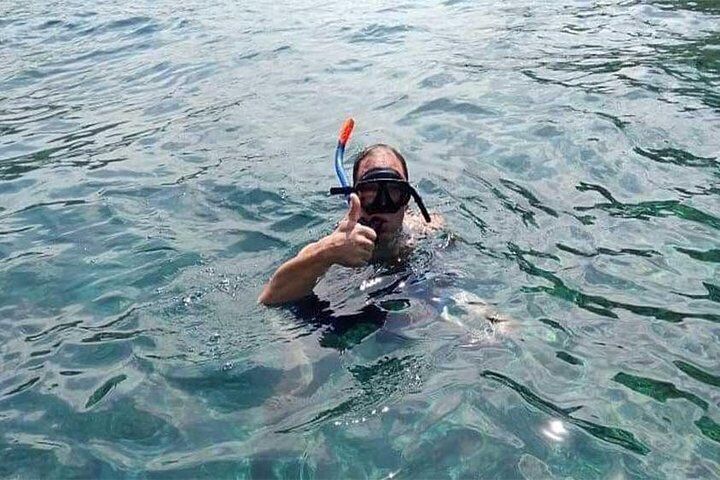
[323,193,376,267]
[258,194,376,305]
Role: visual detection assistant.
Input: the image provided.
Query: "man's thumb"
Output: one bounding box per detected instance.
[347,193,361,224]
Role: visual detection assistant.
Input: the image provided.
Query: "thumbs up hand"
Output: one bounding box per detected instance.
[323,194,377,267]
[339,193,363,231]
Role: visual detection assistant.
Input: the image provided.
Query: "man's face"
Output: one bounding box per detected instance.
[355,150,407,243]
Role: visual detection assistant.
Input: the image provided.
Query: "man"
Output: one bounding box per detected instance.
[258,144,440,306]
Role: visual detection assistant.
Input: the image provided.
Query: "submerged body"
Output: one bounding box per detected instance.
[258,141,514,355]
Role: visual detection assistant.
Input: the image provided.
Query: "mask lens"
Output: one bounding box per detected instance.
[386,183,410,205]
[356,182,379,206]
[355,181,409,214]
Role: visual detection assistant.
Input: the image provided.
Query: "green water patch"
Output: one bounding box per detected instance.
[511,244,720,324]
[463,170,544,228]
[651,0,720,15]
[556,243,658,259]
[695,416,720,444]
[499,178,559,218]
[634,147,718,170]
[673,360,720,389]
[612,372,708,410]
[80,329,147,343]
[538,317,571,335]
[521,69,610,95]
[507,242,560,262]
[576,183,720,230]
[84,374,127,408]
[481,370,650,455]
[676,247,720,263]
[654,30,720,81]
[556,351,584,366]
[25,320,84,343]
[319,321,382,350]
[3,376,41,397]
[677,282,720,303]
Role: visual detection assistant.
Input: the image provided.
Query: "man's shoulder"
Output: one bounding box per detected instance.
[403,211,444,238]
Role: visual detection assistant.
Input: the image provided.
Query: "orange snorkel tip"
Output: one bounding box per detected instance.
[338,118,355,146]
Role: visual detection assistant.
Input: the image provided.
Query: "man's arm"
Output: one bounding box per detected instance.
[258,237,334,305]
[258,194,376,306]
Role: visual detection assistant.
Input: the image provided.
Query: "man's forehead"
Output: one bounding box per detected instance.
[357,150,405,179]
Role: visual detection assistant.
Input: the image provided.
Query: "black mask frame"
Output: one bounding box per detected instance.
[330,168,431,222]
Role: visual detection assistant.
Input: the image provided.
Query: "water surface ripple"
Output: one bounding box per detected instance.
[1,0,719,478]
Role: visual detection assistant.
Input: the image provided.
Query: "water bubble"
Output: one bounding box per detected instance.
[360,277,382,291]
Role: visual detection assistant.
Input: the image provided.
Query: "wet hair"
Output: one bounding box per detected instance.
[352,144,409,185]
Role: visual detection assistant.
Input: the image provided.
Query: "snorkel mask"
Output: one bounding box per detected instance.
[330,168,431,221]
[330,119,431,223]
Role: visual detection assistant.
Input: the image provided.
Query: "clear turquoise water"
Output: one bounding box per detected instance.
[1,0,719,478]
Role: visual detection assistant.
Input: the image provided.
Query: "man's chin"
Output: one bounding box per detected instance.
[376,228,402,246]
[366,218,402,244]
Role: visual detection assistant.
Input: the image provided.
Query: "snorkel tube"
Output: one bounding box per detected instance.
[333,118,381,232]
[333,118,380,231]
[334,118,355,202]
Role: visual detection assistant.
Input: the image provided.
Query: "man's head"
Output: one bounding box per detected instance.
[352,144,409,241]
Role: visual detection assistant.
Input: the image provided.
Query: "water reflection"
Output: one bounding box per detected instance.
[541,419,569,442]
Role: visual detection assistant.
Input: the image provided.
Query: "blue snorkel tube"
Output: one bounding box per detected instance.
[334,118,355,202]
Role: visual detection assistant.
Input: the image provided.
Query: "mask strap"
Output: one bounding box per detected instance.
[408,186,432,222]
[330,186,354,195]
